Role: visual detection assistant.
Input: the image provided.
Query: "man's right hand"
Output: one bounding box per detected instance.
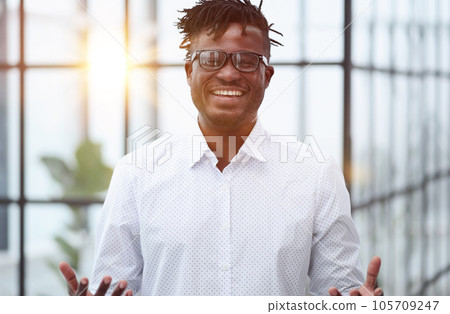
[59,262,133,296]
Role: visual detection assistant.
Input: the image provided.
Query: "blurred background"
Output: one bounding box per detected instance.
[0,0,449,295]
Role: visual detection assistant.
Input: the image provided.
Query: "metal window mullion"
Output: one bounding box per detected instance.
[124,0,129,154]
[386,0,395,295]
[150,0,158,130]
[298,0,306,138]
[417,1,429,293]
[404,0,415,294]
[433,0,443,295]
[18,0,25,297]
[0,198,105,206]
[343,0,352,191]
[0,0,8,252]
[79,0,88,140]
[447,0,450,296]
[367,0,376,264]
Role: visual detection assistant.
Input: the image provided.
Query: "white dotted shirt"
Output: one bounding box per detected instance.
[90,120,364,295]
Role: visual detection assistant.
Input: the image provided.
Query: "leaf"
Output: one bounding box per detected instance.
[40,157,74,189]
[54,235,79,269]
[66,207,87,231]
[71,140,113,195]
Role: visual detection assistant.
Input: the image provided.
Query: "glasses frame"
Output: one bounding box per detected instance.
[190,50,269,72]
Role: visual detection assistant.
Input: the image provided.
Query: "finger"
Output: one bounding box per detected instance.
[76,277,89,296]
[374,287,384,296]
[59,262,78,294]
[111,281,128,296]
[94,276,112,296]
[365,256,381,290]
[124,290,133,296]
[349,289,361,296]
[328,287,342,296]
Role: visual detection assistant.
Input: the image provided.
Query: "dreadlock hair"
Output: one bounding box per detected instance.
[176,0,283,61]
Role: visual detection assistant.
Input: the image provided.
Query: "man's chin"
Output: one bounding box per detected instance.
[200,109,256,130]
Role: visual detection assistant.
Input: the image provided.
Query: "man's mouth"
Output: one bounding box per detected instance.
[212,90,243,97]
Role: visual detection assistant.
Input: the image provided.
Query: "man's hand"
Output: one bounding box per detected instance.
[328,256,383,296]
[59,262,133,296]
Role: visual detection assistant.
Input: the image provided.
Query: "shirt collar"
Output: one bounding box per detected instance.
[190,119,269,167]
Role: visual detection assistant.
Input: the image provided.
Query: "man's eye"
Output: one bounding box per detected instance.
[239,61,254,67]
[201,58,218,66]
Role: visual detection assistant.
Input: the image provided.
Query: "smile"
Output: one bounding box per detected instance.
[212,90,243,96]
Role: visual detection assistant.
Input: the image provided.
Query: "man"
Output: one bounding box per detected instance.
[60,0,383,296]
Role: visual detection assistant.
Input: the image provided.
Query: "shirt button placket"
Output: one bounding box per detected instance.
[218,179,232,295]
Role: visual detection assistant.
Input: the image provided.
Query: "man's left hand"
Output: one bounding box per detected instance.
[328,256,383,296]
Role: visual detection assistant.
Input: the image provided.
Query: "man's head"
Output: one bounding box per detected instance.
[176,0,282,61]
[177,0,282,131]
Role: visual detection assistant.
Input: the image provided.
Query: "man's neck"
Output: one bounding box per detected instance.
[198,118,256,172]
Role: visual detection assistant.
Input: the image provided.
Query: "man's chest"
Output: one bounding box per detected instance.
[135,169,317,260]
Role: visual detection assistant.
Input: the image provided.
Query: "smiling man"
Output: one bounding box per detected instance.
[184,22,273,171]
[59,0,383,296]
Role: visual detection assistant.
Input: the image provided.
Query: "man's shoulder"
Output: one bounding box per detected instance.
[262,132,333,170]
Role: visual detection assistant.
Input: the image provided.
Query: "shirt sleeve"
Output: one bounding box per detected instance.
[308,157,364,295]
[90,158,143,295]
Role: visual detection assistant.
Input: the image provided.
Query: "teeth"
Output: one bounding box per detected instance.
[213,90,243,96]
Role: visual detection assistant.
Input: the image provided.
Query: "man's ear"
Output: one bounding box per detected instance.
[185,61,193,86]
[264,65,274,89]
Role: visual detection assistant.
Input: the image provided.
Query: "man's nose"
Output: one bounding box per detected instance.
[216,58,241,82]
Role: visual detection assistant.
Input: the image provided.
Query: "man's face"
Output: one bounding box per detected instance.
[185,23,274,130]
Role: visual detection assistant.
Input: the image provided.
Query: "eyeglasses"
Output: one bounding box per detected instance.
[191,50,268,72]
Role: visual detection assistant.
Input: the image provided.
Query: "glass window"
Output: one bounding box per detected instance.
[259,66,303,136]
[2,0,448,296]
[156,0,193,64]
[1,0,19,64]
[0,204,19,296]
[263,0,303,63]
[304,0,344,62]
[392,75,408,191]
[25,70,85,199]
[128,67,157,133]
[24,0,85,64]
[25,204,101,295]
[1,70,19,200]
[156,67,197,135]
[303,66,343,165]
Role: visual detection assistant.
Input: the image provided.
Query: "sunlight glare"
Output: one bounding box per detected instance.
[88,46,128,83]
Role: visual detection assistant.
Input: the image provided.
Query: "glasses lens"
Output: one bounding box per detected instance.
[232,52,259,72]
[199,51,226,70]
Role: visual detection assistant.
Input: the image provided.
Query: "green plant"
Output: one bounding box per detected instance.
[41,139,113,276]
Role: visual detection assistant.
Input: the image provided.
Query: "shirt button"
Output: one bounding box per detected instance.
[221,264,230,271]
[221,184,228,190]
[222,223,230,230]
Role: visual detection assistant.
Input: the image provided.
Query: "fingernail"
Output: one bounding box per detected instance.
[331,291,337,296]
[120,282,126,289]
[81,278,87,285]
[104,277,111,285]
